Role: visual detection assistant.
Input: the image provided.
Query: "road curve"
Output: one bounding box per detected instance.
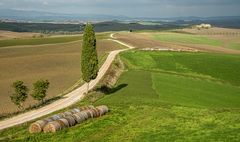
[0,33,134,131]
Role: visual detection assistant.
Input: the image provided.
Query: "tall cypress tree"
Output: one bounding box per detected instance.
[81,23,99,93]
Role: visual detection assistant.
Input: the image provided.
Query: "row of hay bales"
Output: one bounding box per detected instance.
[29,105,109,133]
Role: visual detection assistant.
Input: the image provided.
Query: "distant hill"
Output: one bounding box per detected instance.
[0,9,240,31]
[0,9,130,22]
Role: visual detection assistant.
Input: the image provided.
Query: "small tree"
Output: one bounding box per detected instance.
[31,80,50,104]
[81,23,99,94]
[10,81,28,109]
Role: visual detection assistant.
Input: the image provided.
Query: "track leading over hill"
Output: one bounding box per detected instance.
[0,33,134,130]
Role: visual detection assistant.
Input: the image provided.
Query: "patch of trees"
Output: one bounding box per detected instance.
[10,80,50,109]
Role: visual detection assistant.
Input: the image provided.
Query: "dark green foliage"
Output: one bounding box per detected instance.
[81,23,99,83]
[31,80,50,103]
[10,81,28,109]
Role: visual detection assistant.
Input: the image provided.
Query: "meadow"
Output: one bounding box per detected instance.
[153,33,224,47]
[0,33,125,115]
[1,50,239,141]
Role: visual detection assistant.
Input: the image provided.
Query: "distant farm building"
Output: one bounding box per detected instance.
[196,24,212,29]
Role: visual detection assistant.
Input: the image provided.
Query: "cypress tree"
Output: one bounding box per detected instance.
[81,23,99,93]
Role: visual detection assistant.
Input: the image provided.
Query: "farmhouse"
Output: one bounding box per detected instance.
[196,23,212,29]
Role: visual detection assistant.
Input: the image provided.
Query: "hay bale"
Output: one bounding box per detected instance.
[56,120,66,128]
[43,117,54,122]
[81,111,89,119]
[43,121,62,133]
[29,120,48,133]
[96,108,104,116]
[84,109,94,118]
[62,111,73,117]
[89,109,99,118]
[64,116,76,126]
[91,108,100,117]
[50,114,62,120]
[58,118,70,127]
[79,105,95,111]
[71,108,81,114]
[73,113,85,123]
[96,105,109,116]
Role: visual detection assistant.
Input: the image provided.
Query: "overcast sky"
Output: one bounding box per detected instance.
[0,0,240,17]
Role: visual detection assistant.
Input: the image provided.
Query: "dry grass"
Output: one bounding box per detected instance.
[0,30,40,40]
[0,39,125,114]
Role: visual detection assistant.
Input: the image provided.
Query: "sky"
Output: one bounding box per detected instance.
[0,0,240,18]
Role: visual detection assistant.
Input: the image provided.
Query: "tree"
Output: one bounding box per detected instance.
[10,81,28,109]
[31,80,50,104]
[81,23,99,93]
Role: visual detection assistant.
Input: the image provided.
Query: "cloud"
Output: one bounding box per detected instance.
[0,0,240,17]
[43,1,48,5]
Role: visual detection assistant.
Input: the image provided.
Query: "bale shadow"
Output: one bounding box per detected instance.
[96,84,128,95]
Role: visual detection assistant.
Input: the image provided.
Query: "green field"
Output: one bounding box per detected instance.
[153,33,223,47]
[1,51,240,141]
[228,42,240,50]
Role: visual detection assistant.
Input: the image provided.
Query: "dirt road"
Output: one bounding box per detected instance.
[0,33,134,131]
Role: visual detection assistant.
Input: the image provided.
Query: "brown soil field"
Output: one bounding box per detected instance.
[0,39,125,114]
[0,30,40,40]
[115,32,240,54]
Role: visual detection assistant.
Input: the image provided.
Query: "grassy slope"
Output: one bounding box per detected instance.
[153,33,223,47]
[1,51,240,141]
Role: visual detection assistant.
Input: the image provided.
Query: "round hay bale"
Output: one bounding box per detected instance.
[84,110,94,118]
[64,116,76,126]
[43,118,53,123]
[73,113,85,123]
[43,121,62,133]
[29,120,48,133]
[71,108,81,114]
[79,106,88,111]
[79,105,95,111]
[56,120,66,128]
[92,108,100,117]
[80,111,89,120]
[89,109,98,118]
[62,111,73,116]
[51,114,62,120]
[58,118,70,127]
[96,108,104,116]
[96,105,109,114]
[58,113,67,118]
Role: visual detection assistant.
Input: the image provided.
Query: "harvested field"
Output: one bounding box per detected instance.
[0,37,125,115]
[0,30,40,40]
[115,31,240,54]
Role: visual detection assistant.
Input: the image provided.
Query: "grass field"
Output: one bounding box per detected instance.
[0,34,125,115]
[153,33,224,47]
[1,50,239,141]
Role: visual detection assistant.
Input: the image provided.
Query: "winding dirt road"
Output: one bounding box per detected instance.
[0,33,134,131]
